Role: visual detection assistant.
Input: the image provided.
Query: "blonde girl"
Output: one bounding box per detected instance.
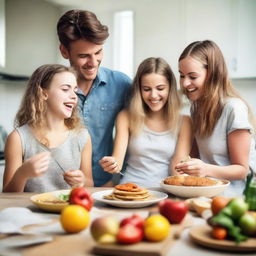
[3,64,93,192]
[99,57,192,187]
[176,40,256,196]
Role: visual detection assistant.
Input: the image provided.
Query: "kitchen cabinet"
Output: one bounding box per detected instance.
[183,0,256,78]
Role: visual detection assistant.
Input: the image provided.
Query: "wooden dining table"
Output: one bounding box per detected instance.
[0,188,253,256]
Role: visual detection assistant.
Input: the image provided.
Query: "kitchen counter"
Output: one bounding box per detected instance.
[0,189,253,256]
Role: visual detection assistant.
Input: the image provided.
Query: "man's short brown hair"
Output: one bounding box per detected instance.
[57,9,109,49]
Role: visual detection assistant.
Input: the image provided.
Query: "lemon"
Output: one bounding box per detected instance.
[144,214,171,241]
[60,205,90,233]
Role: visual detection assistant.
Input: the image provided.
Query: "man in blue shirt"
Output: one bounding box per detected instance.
[57,10,131,186]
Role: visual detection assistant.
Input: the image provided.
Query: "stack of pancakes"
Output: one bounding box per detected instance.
[104,183,151,201]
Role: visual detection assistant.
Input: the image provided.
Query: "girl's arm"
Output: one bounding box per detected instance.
[171,115,193,175]
[3,131,50,192]
[175,129,250,180]
[99,110,130,174]
[80,134,93,187]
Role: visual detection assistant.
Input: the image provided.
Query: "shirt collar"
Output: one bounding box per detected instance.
[94,67,107,87]
[76,67,107,95]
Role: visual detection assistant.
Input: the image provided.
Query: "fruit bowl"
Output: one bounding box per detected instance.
[160,177,230,198]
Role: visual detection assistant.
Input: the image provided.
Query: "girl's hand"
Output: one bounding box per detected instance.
[175,158,208,177]
[18,152,50,178]
[63,169,85,187]
[99,156,119,174]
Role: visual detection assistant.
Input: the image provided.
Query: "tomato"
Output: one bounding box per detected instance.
[117,224,143,244]
[120,214,145,230]
[211,196,230,215]
[211,226,227,240]
[69,187,93,211]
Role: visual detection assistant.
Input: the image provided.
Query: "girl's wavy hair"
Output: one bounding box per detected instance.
[179,40,256,137]
[129,57,182,136]
[15,64,82,131]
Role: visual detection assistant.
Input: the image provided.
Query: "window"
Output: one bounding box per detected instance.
[0,0,5,68]
[113,10,134,78]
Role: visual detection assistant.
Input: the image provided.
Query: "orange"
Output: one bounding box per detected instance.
[144,215,170,242]
[60,205,90,233]
[211,226,227,240]
[211,196,231,215]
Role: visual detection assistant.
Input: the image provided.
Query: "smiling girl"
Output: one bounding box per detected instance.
[176,40,256,196]
[99,57,192,187]
[3,64,93,192]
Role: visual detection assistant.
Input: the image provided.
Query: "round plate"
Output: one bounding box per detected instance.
[160,177,230,198]
[189,224,256,252]
[92,190,168,208]
[30,190,70,213]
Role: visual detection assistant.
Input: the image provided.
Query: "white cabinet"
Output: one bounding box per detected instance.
[183,0,256,78]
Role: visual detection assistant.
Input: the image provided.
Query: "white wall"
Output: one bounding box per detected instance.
[0,0,60,76]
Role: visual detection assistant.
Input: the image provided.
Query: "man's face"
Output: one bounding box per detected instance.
[60,39,103,84]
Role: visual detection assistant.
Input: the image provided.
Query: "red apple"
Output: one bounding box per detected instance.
[117,224,144,244]
[69,187,93,211]
[159,199,188,224]
[120,214,145,230]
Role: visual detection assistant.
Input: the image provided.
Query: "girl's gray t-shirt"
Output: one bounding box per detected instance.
[195,97,256,196]
[120,126,178,188]
[16,124,89,193]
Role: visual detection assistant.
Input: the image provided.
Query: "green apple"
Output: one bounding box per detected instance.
[223,198,248,219]
[90,216,119,244]
[239,212,256,236]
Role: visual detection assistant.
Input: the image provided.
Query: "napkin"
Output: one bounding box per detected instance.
[0,207,52,234]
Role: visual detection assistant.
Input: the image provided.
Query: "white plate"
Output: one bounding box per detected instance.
[91,190,168,208]
[160,178,230,198]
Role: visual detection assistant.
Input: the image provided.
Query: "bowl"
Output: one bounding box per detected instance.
[160,177,230,198]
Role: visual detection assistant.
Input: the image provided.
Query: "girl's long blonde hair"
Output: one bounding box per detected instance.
[15,64,82,131]
[179,40,256,137]
[129,57,182,136]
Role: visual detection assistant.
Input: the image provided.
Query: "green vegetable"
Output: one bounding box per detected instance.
[211,212,234,229]
[58,193,70,202]
[211,212,248,243]
[244,170,256,211]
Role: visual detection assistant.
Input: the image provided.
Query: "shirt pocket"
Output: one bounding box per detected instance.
[97,102,122,128]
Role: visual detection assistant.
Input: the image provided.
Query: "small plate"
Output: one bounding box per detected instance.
[30,190,70,213]
[91,190,168,208]
[160,177,230,198]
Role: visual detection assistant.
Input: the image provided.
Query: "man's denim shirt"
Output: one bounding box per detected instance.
[77,67,131,186]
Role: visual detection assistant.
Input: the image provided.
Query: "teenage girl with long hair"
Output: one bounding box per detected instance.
[3,64,93,192]
[176,40,256,196]
[99,57,192,187]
